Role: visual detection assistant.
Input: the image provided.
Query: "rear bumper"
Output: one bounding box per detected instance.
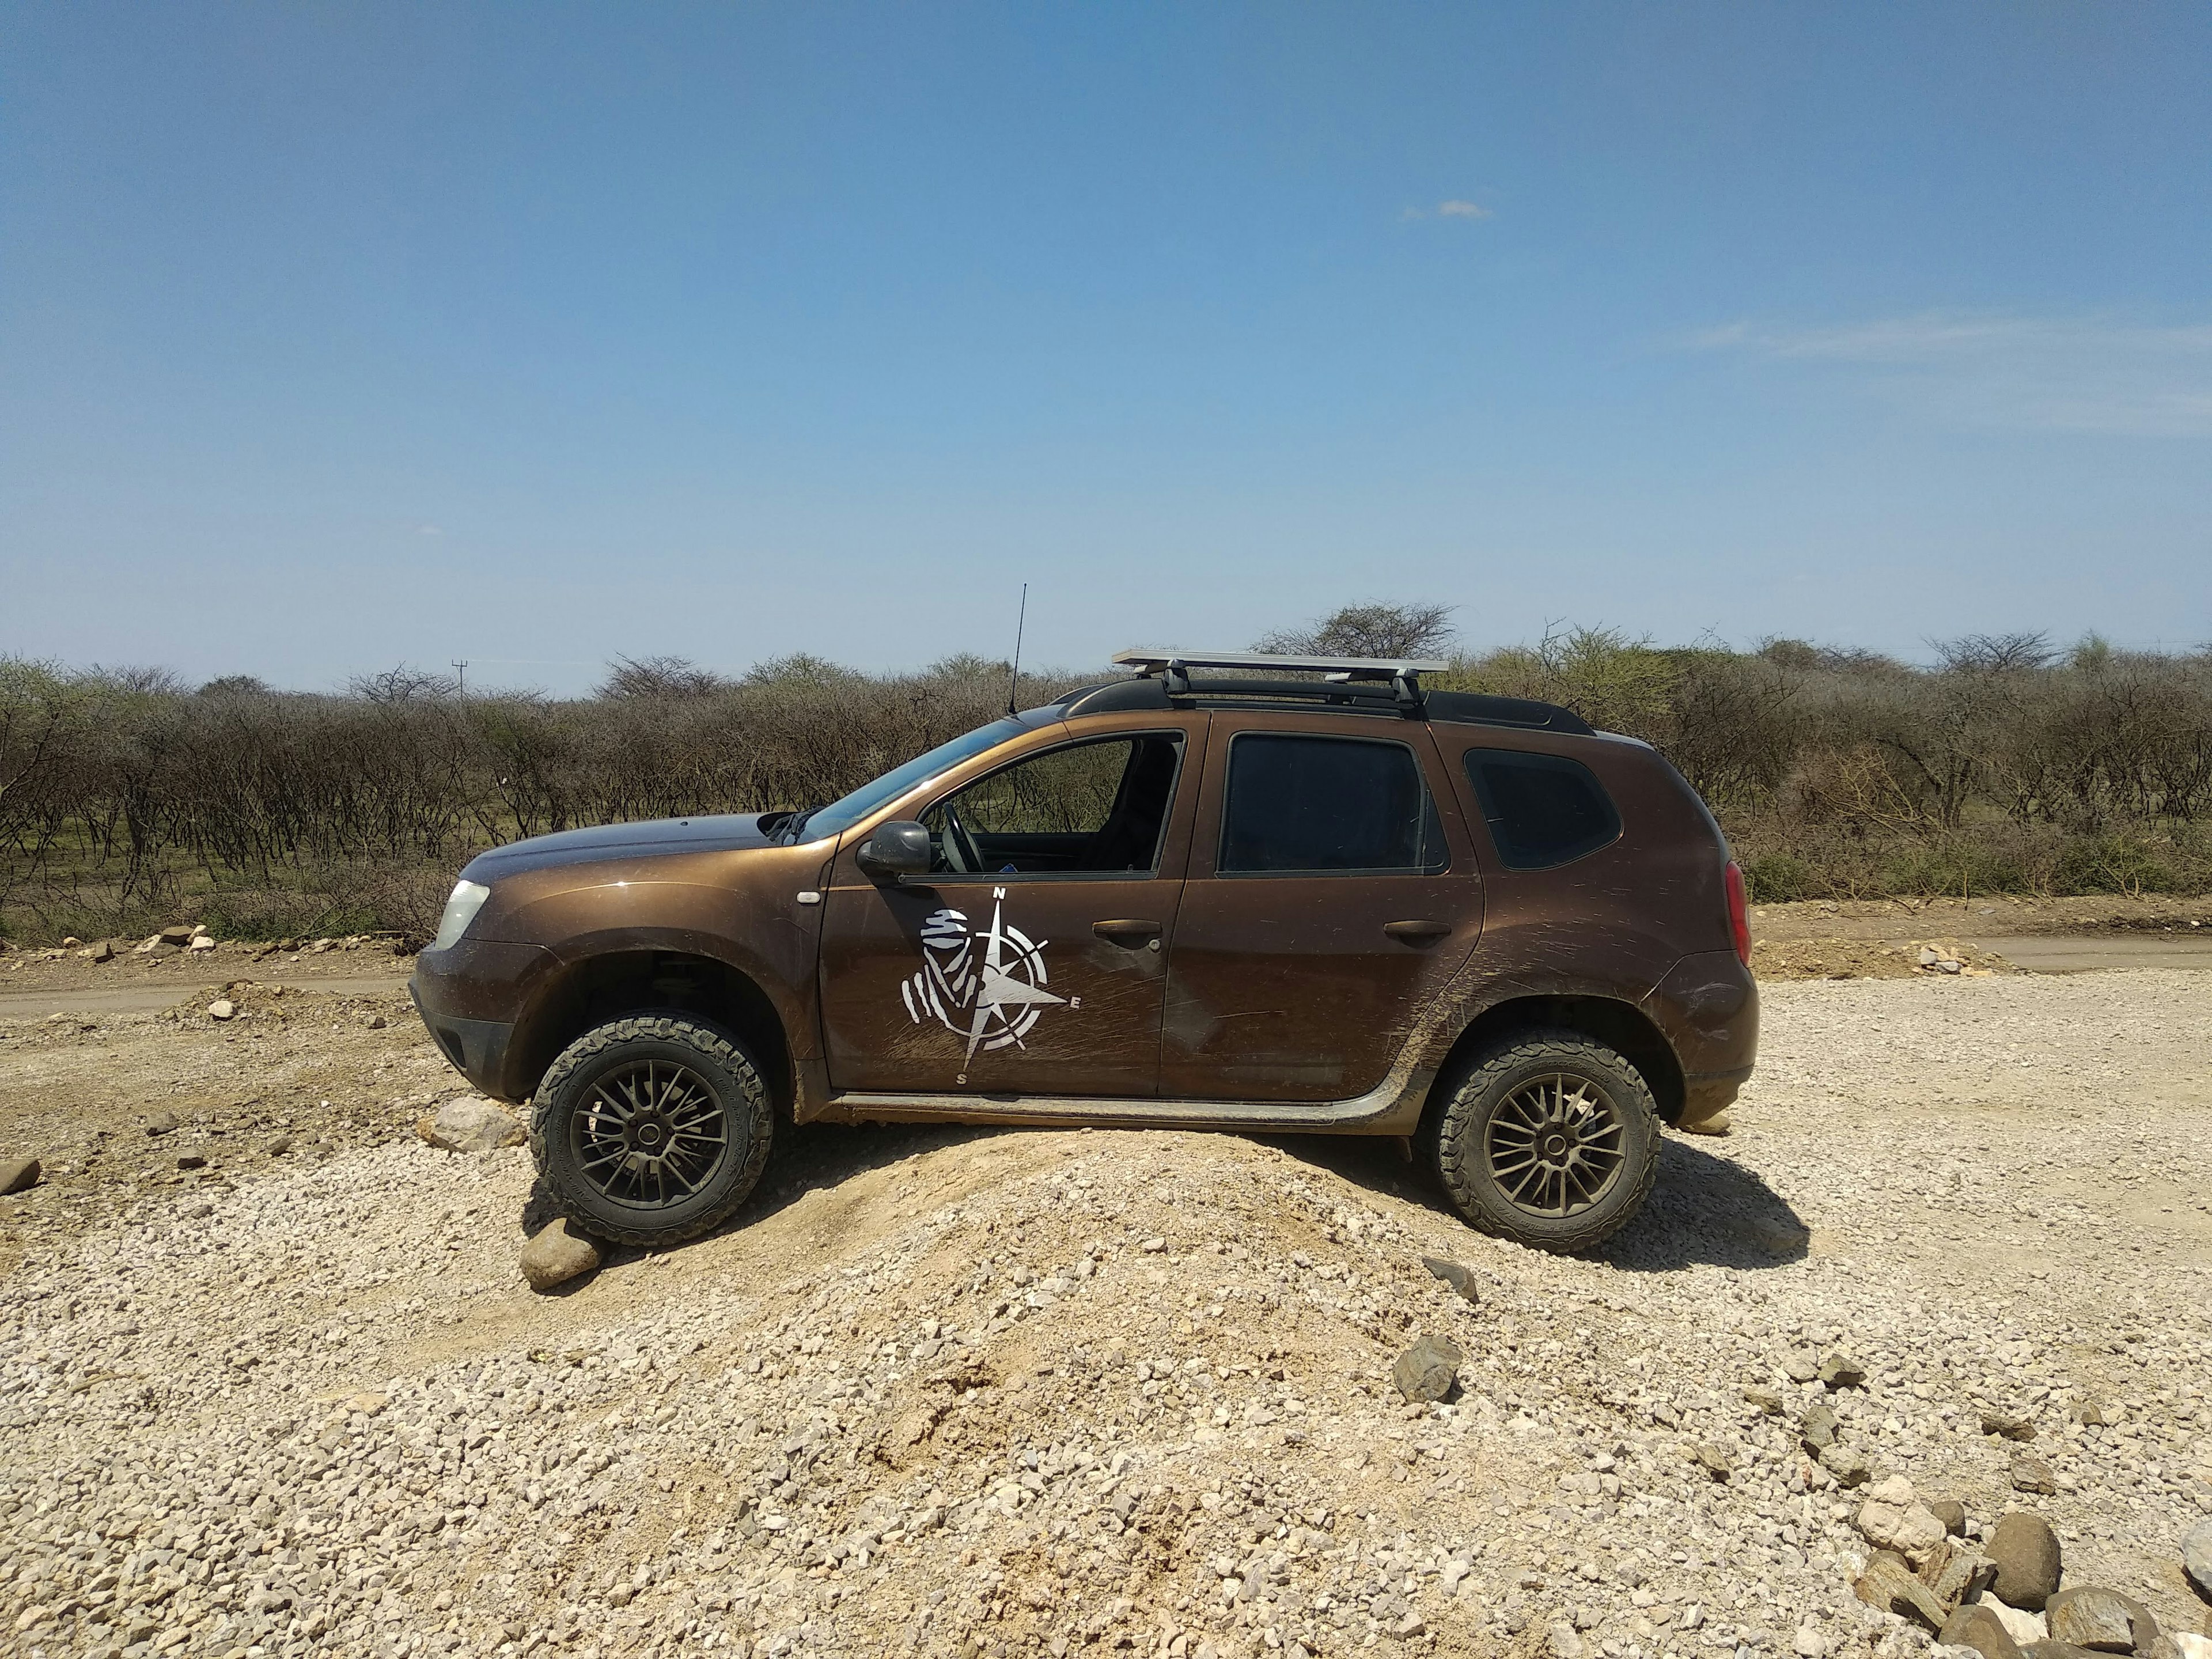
[409,937,557,1101]
[1642,949,1759,1124]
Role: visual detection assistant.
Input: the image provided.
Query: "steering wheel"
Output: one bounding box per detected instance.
[940,804,984,874]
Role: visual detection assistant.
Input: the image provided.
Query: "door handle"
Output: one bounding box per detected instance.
[1383,919,1452,944]
[1093,919,1163,949]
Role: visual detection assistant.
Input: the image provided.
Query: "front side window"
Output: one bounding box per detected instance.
[922,734,1183,876]
[1217,734,1447,875]
[1463,749,1621,869]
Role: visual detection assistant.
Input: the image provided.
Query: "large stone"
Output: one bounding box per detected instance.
[1419,1257,1480,1304]
[1801,1401,1842,1451]
[2044,1593,2140,1656]
[1942,1604,2027,1659]
[2022,1644,2105,1659]
[0,1155,39,1195]
[2010,1452,2060,1495]
[520,1221,601,1292]
[417,1096,525,1153]
[1930,1499,1968,1537]
[1856,1551,1948,1633]
[1819,1351,1867,1390]
[1859,1478,1949,1565]
[2173,1638,2210,1659]
[1988,1512,2063,1612]
[2185,1518,2212,1602]
[1987,1607,2050,1647]
[1819,1443,1873,1487]
[1392,1334,1462,1404]
[1919,1540,1998,1609]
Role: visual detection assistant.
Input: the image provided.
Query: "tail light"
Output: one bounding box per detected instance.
[1724,860,1751,965]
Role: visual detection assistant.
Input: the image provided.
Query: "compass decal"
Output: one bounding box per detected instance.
[900,887,1070,1076]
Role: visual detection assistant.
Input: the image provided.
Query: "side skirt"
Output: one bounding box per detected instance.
[818,1067,1436,1137]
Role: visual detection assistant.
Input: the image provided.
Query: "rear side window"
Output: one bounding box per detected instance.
[1464,750,1620,869]
[1219,734,1448,874]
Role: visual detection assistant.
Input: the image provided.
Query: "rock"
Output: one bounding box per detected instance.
[1859,1479,1949,1565]
[158,925,194,946]
[1743,1387,1784,1416]
[1391,1334,1462,1404]
[2046,1590,2142,1654]
[1856,1551,1949,1633]
[177,1154,206,1170]
[1419,1256,1480,1304]
[1784,1352,1820,1384]
[60,935,82,948]
[90,940,114,963]
[0,1155,40,1194]
[1819,1351,1866,1390]
[1819,1442,1873,1487]
[1684,1442,1733,1482]
[1801,1401,1842,1450]
[1678,1109,1731,1136]
[521,1221,601,1292]
[145,1111,179,1137]
[2173,1640,2210,1659]
[1930,1499,1968,1537]
[207,999,235,1021]
[188,935,217,952]
[2186,1518,2212,1601]
[267,1136,293,1156]
[2024,1645,2111,1659]
[1920,1539,1998,1609]
[1548,1619,1586,1659]
[1983,1411,2038,1441]
[2010,1452,2059,1495]
[1942,1604,2027,1659]
[1989,1607,2050,1647]
[367,1013,388,1030]
[1988,1512,2063,1611]
[131,934,166,955]
[1794,1624,1827,1657]
[416,1096,525,1153]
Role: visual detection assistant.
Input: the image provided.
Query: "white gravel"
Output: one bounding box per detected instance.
[3,971,2210,1659]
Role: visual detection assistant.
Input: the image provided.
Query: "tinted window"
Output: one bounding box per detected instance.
[924,735,1182,876]
[1464,751,1620,869]
[1219,735,1447,874]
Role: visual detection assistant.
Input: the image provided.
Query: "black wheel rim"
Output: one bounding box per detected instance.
[571,1059,732,1210]
[1484,1071,1626,1218]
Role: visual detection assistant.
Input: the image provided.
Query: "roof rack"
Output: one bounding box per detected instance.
[1111,648,1445,706]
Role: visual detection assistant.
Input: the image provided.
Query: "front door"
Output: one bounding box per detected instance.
[1160,717,1482,1101]
[820,728,1199,1096]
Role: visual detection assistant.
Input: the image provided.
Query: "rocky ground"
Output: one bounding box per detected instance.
[2,970,2210,1659]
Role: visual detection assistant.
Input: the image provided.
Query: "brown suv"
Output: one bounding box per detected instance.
[410,651,1755,1254]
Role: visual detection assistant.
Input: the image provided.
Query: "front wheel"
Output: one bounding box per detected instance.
[1425,1030,1658,1254]
[529,1013,774,1247]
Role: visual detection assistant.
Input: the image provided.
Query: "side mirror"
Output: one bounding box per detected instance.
[855,820,931,882]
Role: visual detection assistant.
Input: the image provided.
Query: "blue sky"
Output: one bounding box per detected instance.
[3,2,2208,692]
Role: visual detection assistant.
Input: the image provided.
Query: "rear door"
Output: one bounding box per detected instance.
[1160,714,1482,1101]
[819,724,1203,1096]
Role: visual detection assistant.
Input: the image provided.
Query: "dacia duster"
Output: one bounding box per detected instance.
[411,651,1756,1254]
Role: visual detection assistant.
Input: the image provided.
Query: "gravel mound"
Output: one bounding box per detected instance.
[3,972,2210,1659]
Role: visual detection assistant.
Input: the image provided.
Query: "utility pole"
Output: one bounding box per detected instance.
[452,660,468,702]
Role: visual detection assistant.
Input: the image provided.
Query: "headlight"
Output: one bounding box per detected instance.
[431,880,492,951]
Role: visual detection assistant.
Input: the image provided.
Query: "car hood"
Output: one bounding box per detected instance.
[462,814,777,880]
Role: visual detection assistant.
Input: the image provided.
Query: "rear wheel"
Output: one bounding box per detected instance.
[1425,1029,1658,1253]
[530,1013,774,1247]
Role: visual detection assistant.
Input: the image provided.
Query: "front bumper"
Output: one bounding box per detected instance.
[408,937,558,1101]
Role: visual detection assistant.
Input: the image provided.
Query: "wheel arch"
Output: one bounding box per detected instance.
[1427,994,1685,1126]
[509,949,793,1113]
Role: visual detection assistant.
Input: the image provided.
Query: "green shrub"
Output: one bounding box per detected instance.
[2052,834,2177,896]
[1741,852,1817,902]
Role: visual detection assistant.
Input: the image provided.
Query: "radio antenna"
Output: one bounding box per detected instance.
[1006,583,1028,715]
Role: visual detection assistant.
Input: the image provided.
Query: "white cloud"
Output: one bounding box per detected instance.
[1403,199,1493,221]
[1687,311,2212,437]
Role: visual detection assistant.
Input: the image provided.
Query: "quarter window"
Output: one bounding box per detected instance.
[1463,750,1621,869]
[1218,734,1448,875]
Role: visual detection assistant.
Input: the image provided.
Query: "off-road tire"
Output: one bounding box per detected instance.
[529,1013,774,1248]
[1424,1029,1658,1255]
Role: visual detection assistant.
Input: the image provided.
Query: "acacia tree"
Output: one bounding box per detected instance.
[1255,601,1458,660]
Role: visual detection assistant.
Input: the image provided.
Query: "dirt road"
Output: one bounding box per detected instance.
[2,965,2209,1659]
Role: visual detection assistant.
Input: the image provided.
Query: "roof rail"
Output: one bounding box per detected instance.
[1111,648,1446,706]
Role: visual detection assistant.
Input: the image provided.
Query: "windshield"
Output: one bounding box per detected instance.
[794,715,1039,843]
